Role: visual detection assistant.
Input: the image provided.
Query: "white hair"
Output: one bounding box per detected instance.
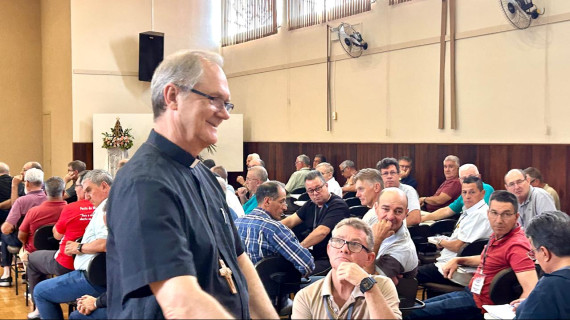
[24,168,44,185]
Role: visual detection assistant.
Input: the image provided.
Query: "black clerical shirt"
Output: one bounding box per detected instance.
[106,129,249,319]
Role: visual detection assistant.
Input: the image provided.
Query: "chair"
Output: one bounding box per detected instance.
[489,268,521,305]
[33,224,59,251]
[344,197,362,208]
[458,238,488,257]
[7,245,22,296]
[298,193,310,201]
[408,225,437,265]
[342,191,356,199]
[290,187,306,195]
[348,206,369,219]
[255,256,303,317]
[396,277,425,317]
[428,219,457,237]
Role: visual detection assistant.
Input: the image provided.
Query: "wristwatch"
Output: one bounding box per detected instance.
[359,276,377,293]
[77,243,83,253]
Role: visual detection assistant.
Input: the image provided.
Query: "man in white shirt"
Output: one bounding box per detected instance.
[315,162,342,197]
[416,176,492,289]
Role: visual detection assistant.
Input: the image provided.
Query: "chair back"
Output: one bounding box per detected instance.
[344,197,362,208]
[290,187,306,195]
[342,191,356,199]
[458,238,488,257]
[489,268,521,304]
[428,219,457,237]
[348,206,369,219]
[396,277,425,314]
[298,193,310,201]
[255,256,302,311]
[408,224,430,247]
[33,225,60,251]
[86,252,107,287]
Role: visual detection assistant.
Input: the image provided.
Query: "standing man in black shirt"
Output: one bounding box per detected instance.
[282,170,350,274]
[106,50,278,319]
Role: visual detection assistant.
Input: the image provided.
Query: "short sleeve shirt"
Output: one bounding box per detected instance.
[399,183,420,212]
[518,186,556,228]
[74,199,108,271]
[106,130,249,319]
[425,178,461,212]
[296,194,349,259]
[54,199,95,270]
[5,190,47,227]
[19,200,67,252]
[449,182,494,214]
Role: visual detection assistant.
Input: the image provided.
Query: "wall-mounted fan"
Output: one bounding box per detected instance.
[499,0,544,30]
[336,23,368,58]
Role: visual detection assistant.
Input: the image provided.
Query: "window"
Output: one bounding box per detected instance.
[222,0,278,46]
[287,0,371,30]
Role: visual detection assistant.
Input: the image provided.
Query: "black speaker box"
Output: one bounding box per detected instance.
[138,31,164,82]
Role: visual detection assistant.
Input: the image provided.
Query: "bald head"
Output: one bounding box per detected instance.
[376,187,408,231]
[504,169,530,203]
[0,162,9,175]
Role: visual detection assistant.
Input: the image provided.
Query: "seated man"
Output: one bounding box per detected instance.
[315,162,342,197]
[26,171,95,319]
[282,171,349,274]
[353,168,383,224]
[417,177,493,288]
[63,160,86,203]
[235,181,314,276]
[504,169,555,228]
[398,156,418,190]
[18,176,67,255]
[376,158,421,226]
[513,211,570,319]
[0,162,12,224]
[70,293,107,320]
[6,162,43,209]
[236,153,260,187]
[285,154,312,193]
[312,154,326,169]
[419,155,461,212]
[366,188,418,284]
[292,218,401,319]
[523,167,561,210]
[236,166,268,214]
[339,160,358,194]
[34,169,112,320]
[421,164,494,223]
[407,191,538,320]
[0,168,46,287]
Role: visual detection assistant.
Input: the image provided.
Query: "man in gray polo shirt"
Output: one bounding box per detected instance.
[504,169,555,228]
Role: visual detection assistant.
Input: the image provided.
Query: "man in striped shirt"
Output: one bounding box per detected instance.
[235,181,314,276]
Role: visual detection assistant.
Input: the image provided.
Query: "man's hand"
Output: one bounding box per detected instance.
[77,295,97,315]
[236,187,248,203]
[236,176,246,186]
[12,175,23,187]
[442,258,459,279]
[336,262,369,287]
[65,241,81,256]
[64,171,77,183]
[372,219,394,243]
[510,298,525,312]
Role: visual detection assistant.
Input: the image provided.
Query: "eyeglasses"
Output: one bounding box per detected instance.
[245,177,260,182]
[506,179,527,188]
[381,171,399,177]
[74,184,82,188]
[307,183,326,194]
[488,210,516,219]
[527,248,539,261]
[185,87,234,113]
[529,178,537,184]
[399,165,411,170]
[329,237,370,253]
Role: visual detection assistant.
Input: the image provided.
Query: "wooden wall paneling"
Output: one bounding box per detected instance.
[72,143,94,170]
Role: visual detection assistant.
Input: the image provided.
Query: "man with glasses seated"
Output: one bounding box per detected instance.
[364,188,418,285]
[285,154,312,193]
[504,169,555,228]
[292,218,401,319]
[236,166,268,214]
[407,191,538,320]
[376,158,421,226]
[511,211,570,319]
[282,171,349,275]
[339,160,358,195]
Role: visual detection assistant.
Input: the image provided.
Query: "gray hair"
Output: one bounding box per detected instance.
[84,169,113,187]
[0,162,9,174]
[24,168,44,186]
[297,154,310,166]
[150,50,224,119]
[304,170,326,184]
[339,160,356,170]
[248,153,260,160]
[504,169,526,183]
[316,162,334,175]
[353,168,384,188]
[211,165,228,181]
[248,166,268,181]
[459,163,479,176]
[444,155,460,167]
[332,218,374,252]
[45,176,65,197]
[255,181,286,203]
[526,211,570,257]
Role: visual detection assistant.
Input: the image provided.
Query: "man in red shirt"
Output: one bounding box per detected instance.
[407,190,538,319]
[420,155,462,212]
[25,171,95,319]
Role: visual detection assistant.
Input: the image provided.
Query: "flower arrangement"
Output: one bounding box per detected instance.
[101,118,134,150]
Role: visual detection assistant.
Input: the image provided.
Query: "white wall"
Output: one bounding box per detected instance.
[222,0,570,143]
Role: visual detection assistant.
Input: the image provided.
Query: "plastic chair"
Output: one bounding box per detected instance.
[290,187,306,195]
[33,224,59,251]
[428,219,457,237]
[342,191,356,199]
[255,256,303,317]
[348,206,369,219]
[396,277,425,317]
[298,193,310,201]
[344,197,362,208]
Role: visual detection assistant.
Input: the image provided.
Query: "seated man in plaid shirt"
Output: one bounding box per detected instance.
[235,181,314,277]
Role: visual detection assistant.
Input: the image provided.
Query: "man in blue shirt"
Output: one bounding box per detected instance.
[236,181,314,276]
[421,163,494,222]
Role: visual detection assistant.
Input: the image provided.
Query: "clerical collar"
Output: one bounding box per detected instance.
[146,129,197,168]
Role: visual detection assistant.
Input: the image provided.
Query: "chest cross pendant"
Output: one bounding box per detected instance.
[219,259,237,294]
